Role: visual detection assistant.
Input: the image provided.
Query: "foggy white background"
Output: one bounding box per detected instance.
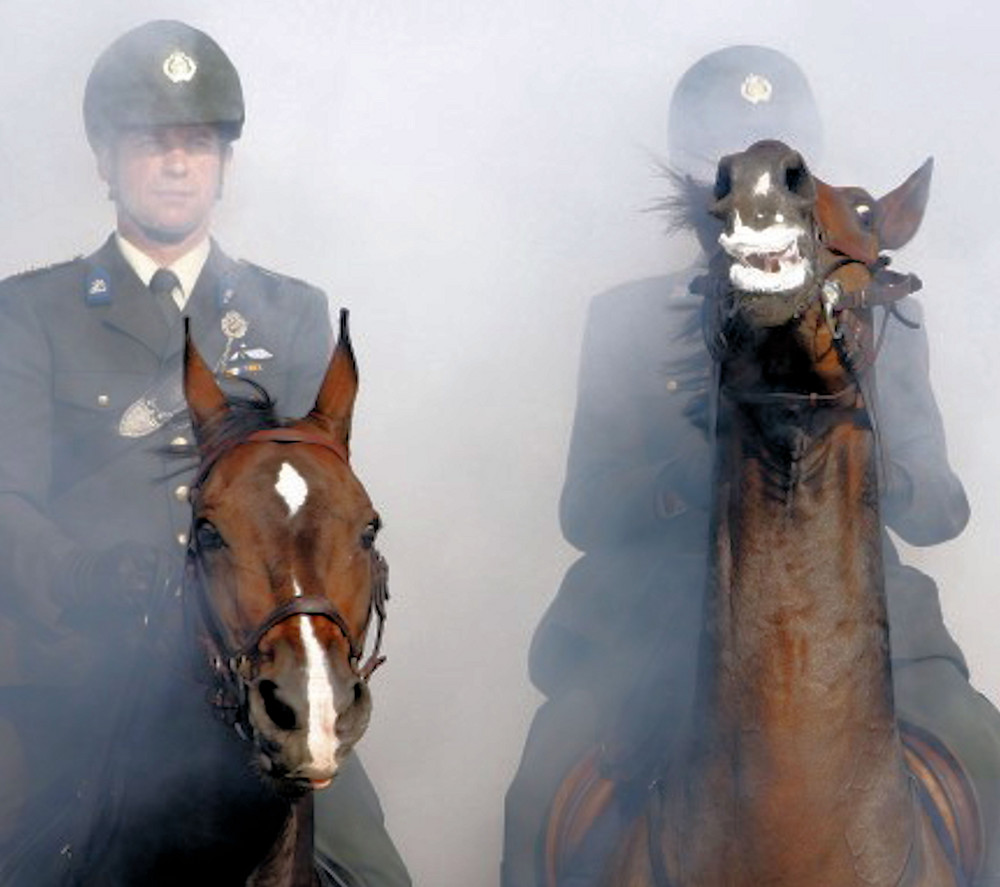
[1,2,997,885]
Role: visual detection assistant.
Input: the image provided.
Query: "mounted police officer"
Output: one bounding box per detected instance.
[503,45,1000,886]
[0,20,409,886]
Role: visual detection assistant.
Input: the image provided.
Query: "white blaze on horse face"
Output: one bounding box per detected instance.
[753,171,772,196]
[295,579,339,780]
[276,461,309,521]
[719,210,811,294]
[277,462,309,600]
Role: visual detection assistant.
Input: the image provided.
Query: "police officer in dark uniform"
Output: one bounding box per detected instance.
[503,45,1000,886]
[0,20,409,887]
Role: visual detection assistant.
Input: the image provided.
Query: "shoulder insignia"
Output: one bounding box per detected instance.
[237,259,315,291]
[5,256,83,283]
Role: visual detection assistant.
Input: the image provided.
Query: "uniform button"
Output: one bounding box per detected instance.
[171,436,189,447]
[176,531,188,547]
[665,379,679,392]
[174,484,190,502]
[97,394,110,407]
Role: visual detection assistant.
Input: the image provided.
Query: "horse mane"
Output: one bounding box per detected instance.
[197,378,287,451]
[161,378,291,474]
[647,165,725,437]
[648,163,719,246]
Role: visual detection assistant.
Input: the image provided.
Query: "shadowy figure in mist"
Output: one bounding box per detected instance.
[0,20,408,887]
[503,45,1000,887]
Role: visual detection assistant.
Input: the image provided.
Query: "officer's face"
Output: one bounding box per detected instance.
[98,124,231,248]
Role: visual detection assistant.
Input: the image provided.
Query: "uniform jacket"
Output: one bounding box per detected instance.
[0,236,333,686]
[530,269,970,697]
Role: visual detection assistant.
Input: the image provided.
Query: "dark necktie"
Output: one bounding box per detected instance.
[149,268,181,321]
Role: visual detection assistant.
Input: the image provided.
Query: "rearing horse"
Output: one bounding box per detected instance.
[546,141,980,886]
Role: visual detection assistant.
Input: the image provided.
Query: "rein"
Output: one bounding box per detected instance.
[185,424,389,736]
[703,231,922,412]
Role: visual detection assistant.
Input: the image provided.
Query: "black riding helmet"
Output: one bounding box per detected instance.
[83,19,244,148]
[668,45,822,181]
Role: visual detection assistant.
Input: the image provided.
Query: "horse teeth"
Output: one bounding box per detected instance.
[720,227,808,293]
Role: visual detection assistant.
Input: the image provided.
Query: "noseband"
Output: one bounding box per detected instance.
[698,219,923,411]
[185,424,389,735]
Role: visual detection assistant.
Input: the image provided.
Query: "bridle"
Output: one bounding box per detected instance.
[184,424,389,736]
[698,215,923,413]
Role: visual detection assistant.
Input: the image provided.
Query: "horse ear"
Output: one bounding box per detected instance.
[814,178,880,265]
[308,309,358,449]
[875,157,933,250]
[183,318,229,438]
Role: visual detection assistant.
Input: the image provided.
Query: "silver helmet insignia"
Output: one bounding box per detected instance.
[163,49,198,84]
[740,73,773,105]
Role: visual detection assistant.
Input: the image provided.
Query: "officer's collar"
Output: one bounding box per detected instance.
[115,233,211,310]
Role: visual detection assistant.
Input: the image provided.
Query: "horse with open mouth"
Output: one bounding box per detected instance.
[544,141,983,887]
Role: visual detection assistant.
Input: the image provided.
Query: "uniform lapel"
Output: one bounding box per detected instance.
[177,241,239,369]
[109,241,239,440]
[91,237,174,358]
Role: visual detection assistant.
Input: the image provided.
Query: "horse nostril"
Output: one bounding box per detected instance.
[784,160,815,201]
[713,163,732,202]
[259,679,297,731]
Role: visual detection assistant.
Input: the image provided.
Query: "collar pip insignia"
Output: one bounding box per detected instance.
[85,267,112,305]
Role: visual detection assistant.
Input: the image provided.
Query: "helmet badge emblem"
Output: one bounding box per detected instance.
[163,49,198,84]
[740,74,773,105]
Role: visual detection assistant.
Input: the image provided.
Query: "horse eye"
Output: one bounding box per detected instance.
[361,516,381,550]
[196,519,226,551]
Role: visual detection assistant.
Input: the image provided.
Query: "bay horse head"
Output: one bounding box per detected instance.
[182,310,386,792]
[706,139,931,404]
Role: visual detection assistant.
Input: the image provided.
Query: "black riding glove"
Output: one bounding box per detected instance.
[58,542,178,630]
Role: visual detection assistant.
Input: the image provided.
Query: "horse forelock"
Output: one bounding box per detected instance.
[201,384,284,453]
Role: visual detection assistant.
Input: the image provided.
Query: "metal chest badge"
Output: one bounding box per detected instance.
[119,388,179,438]
[217,310,273,377]
[118,286,273,438]
[217,310,248,373]
[119,310,254,438]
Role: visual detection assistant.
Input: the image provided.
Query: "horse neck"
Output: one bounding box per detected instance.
[673,376,920,882]
[704,388,889,735]
[246,795,316,887]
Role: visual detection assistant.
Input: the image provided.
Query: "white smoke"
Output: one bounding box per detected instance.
[0,1,996,885]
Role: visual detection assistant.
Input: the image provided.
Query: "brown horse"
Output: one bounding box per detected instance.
[178,307,388,885]
[4,310,388,886]
[546,141,980,886]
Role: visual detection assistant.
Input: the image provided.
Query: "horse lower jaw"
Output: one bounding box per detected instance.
[259,769,336,799]
[306,777,333,790]
[281,774,334,794]
[730,285,815,328]
[255,748,343,794]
